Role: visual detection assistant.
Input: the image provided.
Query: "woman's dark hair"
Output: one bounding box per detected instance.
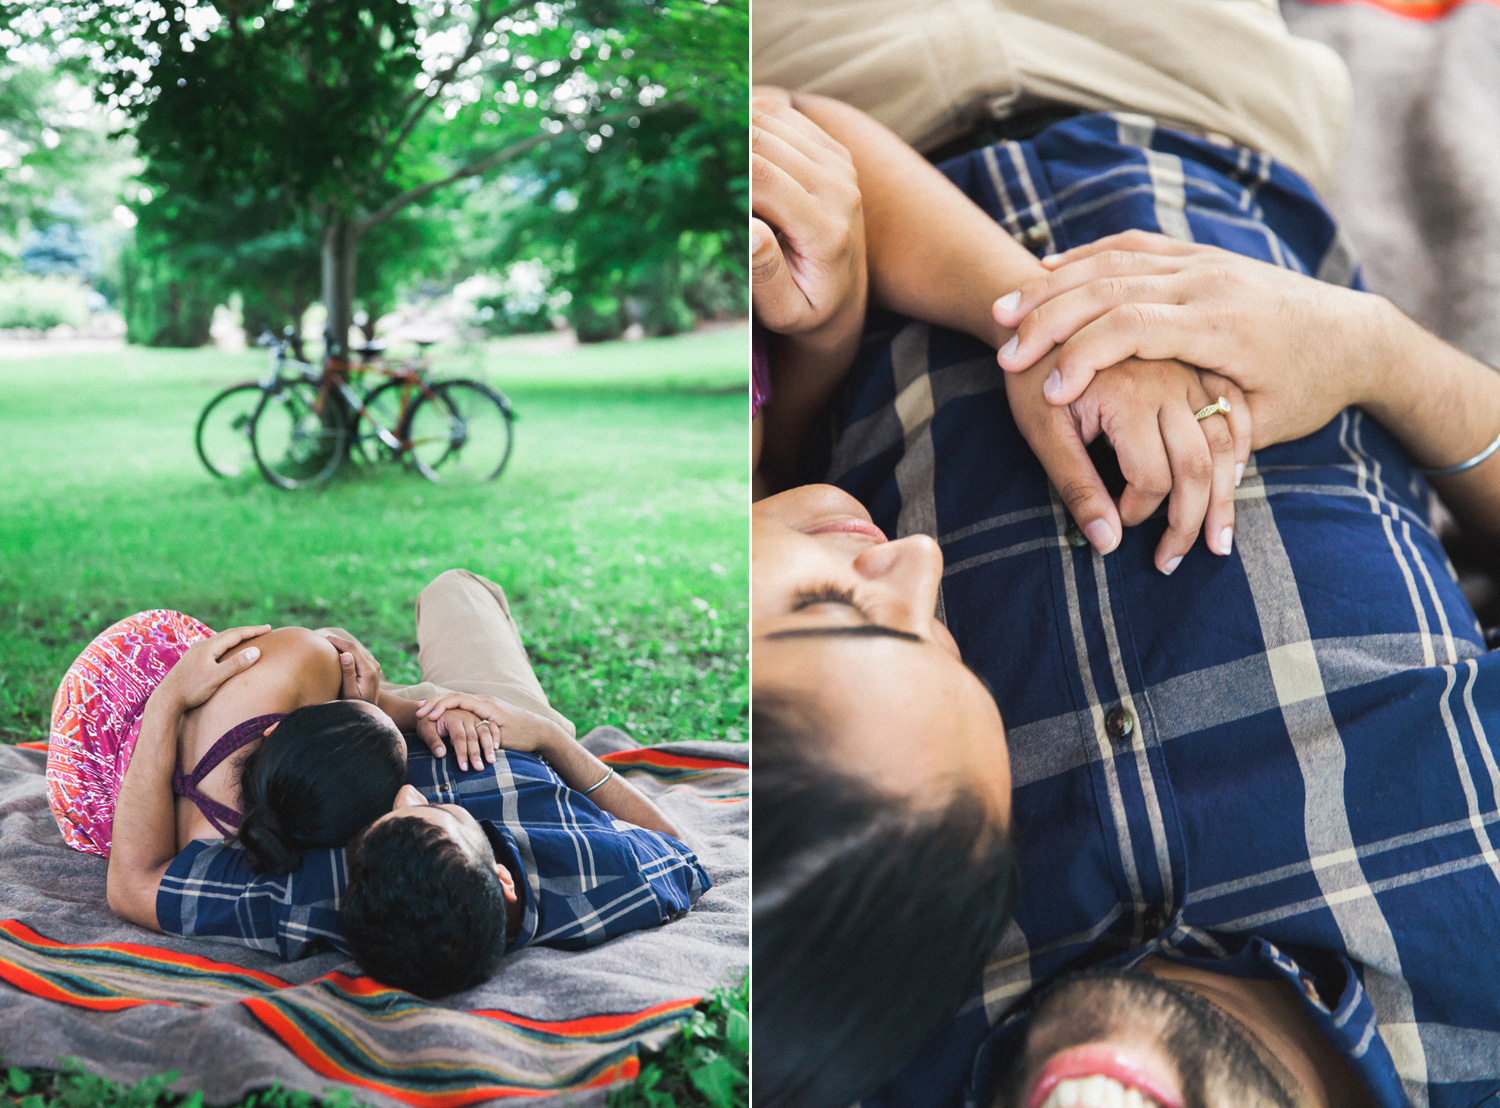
[235,700,407,873]
[342,815,509,997]
[752,695,1019,1108]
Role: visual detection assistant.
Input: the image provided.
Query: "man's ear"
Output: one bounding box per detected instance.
[494,862,519,904]
[263,721,279,736]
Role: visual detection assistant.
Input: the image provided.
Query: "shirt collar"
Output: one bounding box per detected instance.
[482,819,536,951]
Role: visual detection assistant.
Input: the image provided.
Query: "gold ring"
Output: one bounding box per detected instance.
[1194,396,1231,422]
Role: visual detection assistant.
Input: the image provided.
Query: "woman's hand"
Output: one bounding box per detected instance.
[990,231,1383,448]
[751,86,867,338]
[159,625,270,712]
[415,708,489,771]
[314,628,383,703]
[1007,353,1249,572]
[415,693,566,769]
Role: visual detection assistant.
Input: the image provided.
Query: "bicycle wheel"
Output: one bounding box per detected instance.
[195,382,264,478]
[405,380,515,484]
[250,378,348,490]
[352,377,423,465]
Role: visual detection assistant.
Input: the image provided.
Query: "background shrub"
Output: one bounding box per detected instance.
[0,274,90,330]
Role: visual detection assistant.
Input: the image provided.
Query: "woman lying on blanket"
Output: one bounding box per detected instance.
[751,90,1261,1108]
[47,615,488,877]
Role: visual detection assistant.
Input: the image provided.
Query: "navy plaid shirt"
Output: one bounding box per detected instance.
[156,743,711,963]
[822,114,1500,1108]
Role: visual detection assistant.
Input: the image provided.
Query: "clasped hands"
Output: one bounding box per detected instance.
[312,628,562,771]
[415,693,566,772]
[992,230,1381,569]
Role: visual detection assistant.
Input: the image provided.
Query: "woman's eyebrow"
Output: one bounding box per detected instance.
[761,625,923,643]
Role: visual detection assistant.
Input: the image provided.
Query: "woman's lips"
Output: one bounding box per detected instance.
[1025,1046,1183,1108]
[805,517,889,543]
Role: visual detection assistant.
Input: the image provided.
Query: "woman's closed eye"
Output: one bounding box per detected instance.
[791,585,869,618]
[769,585,924,644]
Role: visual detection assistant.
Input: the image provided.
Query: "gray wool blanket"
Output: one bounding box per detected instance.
[0,729,747,1108]
[1284,0,1500,368]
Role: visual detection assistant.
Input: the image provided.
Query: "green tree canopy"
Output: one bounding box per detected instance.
[0,58,138,271]
[7,0,746,350]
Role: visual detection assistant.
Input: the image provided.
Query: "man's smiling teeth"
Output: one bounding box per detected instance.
[1039,1076,1162,1108]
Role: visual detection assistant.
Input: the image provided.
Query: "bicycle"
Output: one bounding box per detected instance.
[195,329,318,481]
[195,331,516,491]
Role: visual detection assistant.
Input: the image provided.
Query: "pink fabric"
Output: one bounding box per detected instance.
[47,610,215,856]
[752,320,771,418]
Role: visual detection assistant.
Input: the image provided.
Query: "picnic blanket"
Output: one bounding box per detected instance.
[0,728,748,1108]
[1283,0,1500,370]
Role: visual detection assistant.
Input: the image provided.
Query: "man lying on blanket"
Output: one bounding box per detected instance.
[105,569,710,999]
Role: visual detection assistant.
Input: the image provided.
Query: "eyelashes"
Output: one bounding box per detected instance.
[791,584,860,611]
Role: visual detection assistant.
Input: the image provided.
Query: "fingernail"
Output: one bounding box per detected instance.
[999,334,1018,360]
[1218,526,1234,555]
[244,647,260,661]
[1084,519,1117,553]
[1234,463,1245,487]
[435,746,444,757]
[1043,369,1062,400]
[342,653,353,663]
[1041,254,1062,266]
[994,291,1020,315]
[1161,555,1183,576]
[750,223,765,253]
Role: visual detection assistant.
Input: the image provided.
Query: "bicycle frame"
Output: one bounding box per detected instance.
[319,356,444,453]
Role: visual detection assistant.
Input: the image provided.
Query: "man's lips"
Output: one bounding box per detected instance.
[1025,1046,1183,1108]
[805,517,889,542]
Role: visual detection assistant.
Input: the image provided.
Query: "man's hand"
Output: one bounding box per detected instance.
[1008,352,1250,571]
[751,87,867,338]
[415,693,566,769]
[315,628,383,703]
[159,625,269,711]
[990,230,1380,448]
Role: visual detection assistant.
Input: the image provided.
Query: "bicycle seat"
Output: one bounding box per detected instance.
[356,341,387,358]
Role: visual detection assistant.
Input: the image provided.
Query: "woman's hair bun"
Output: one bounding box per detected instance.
[235,804,301,873]
[233,700,407,873]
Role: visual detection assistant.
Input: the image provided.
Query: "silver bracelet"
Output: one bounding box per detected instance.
[1417,429,1500,476]
[582,767,615,795]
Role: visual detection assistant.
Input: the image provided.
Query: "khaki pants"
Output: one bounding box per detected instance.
[384,569,576,738]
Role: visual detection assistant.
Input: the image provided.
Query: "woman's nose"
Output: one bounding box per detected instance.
[852,533,944,621]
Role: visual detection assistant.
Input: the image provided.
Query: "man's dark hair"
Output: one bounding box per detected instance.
[341,815,511,998]
[236,700,407,873]
[752,696,1019,1108]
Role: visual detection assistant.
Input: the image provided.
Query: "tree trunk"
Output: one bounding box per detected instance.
[320,216,362,358]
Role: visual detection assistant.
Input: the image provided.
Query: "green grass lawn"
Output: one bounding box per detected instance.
[0,326,749,746]
[0,324,748,1108]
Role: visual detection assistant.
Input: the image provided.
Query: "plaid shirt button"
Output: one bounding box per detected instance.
[1104,708,1134,744]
